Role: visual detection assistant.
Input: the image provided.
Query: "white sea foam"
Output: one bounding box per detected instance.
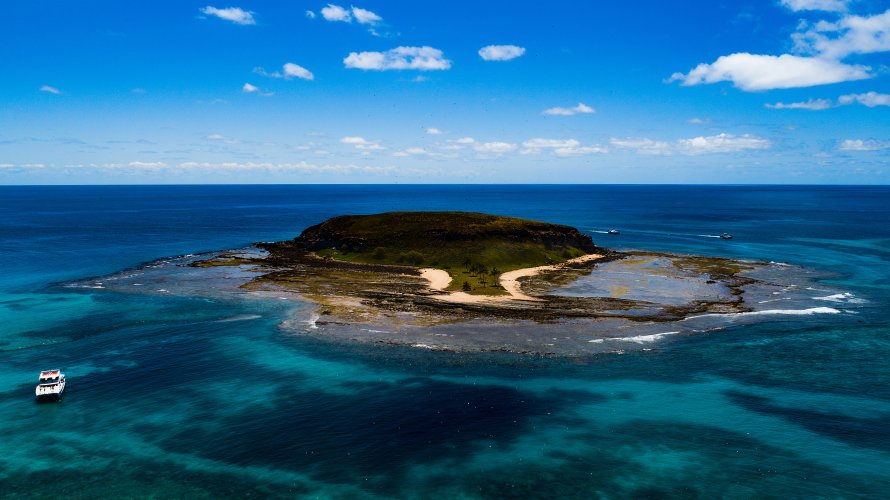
[689,307,841,320]
[813,292,866,304]
[217,314,261,323]
[589,331,681,344]
[307,313,320,329]
[411,343,436,349]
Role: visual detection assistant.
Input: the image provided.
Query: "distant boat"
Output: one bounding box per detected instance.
[35,369,65,401]
[607,229,620,235]
[720,233,733,239]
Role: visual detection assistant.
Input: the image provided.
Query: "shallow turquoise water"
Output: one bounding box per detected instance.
[1,185,888,498]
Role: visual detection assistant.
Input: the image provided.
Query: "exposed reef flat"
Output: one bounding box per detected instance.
[164,211,842,355]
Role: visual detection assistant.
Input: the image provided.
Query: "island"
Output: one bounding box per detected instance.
[172,211,799,354]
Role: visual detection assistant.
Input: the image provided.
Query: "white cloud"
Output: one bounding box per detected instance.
[542,102,595,116]
[455,137,476,144]
[611,134,771,155]
[521,138,579,154]
[320,4,351,22]
[426,128,446,135]
[610,138,673,155]
[838,139,890,151]
[305,10,316,19]
[340,136,384,150]
[765,98,834,110]
[351,6,382,25]
[242,83,272,96]
[40,85,61,94]
[677,133,771,154]
[344,46,451,71]
[393,147,438,157]
[200,6,256,25]
[283,63,314,80]
[254,63,315,81]
[206,134,226,140]
[780,0,848,12]
[838,91,890,107]
[478,45,526,61]
[767,91,890,110]
[668,52,870,91]
[128,161,168,168]
[688,117,706,124]
[521,138,608,156]
[793,9,890,59]
[474,142,517,154]
[178,161,394,174]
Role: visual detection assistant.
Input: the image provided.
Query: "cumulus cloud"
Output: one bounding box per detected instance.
[780,0,848,12]
[426,128,445,135]
[542,102,595,116]
[344,46,451,71]
[838,91,890,107]
[320,4,351,22]
[765,98,834,110]
[611,134,771,155]
[838,139,890,151]
[254,62,314,81]
[39,85,62,94]
[478,45,526,61]
[200,6,256,25]
[319,4,381,24]
[793,9,890,59]
[340,136,384,150]
[668,52,870,91]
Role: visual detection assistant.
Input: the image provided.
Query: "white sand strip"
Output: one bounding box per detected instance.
[420,253,603,305]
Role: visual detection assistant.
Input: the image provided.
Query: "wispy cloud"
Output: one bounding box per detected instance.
[766,91,890,110]
[426,128,446,135]
[542,102,595,116]
[474,141,517,154]
[200,6,256,25]
[780,0,848,12]
[611,133,771,155]
[344,46,451,71]
[305,10,316,19]
[242,83,273,96]
[838,139,890,151]
[668,53,870,91]
[765,98,834,110]
[352,6,382,25]
[340,136,384,150]
[521,138,607,156]
[838,91,890,107]
[254,62,315,81]
[40,85,62,95]
[478,45,526,61]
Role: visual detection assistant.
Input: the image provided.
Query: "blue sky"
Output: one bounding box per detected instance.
[1,0,888,184]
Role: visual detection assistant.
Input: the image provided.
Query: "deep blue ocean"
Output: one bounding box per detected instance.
[1,185,889,498]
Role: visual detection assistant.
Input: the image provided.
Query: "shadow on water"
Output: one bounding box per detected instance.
[726,390,890,453]
[161,376,586,490]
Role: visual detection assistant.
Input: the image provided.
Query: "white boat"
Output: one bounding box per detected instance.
[607,229,620,235]
[720,233,733,240]
[35,369,65,400]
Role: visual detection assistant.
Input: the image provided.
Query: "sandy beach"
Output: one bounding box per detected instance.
[420,253,603,305]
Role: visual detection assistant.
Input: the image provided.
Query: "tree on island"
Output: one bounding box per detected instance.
[462,281,472,292]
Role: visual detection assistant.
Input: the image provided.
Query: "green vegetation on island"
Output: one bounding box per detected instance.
[264,211,600,294]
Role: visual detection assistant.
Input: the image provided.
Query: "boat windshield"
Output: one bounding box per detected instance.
[39,377,60,385]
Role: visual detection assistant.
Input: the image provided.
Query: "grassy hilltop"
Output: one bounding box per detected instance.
[286,211,599,294]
